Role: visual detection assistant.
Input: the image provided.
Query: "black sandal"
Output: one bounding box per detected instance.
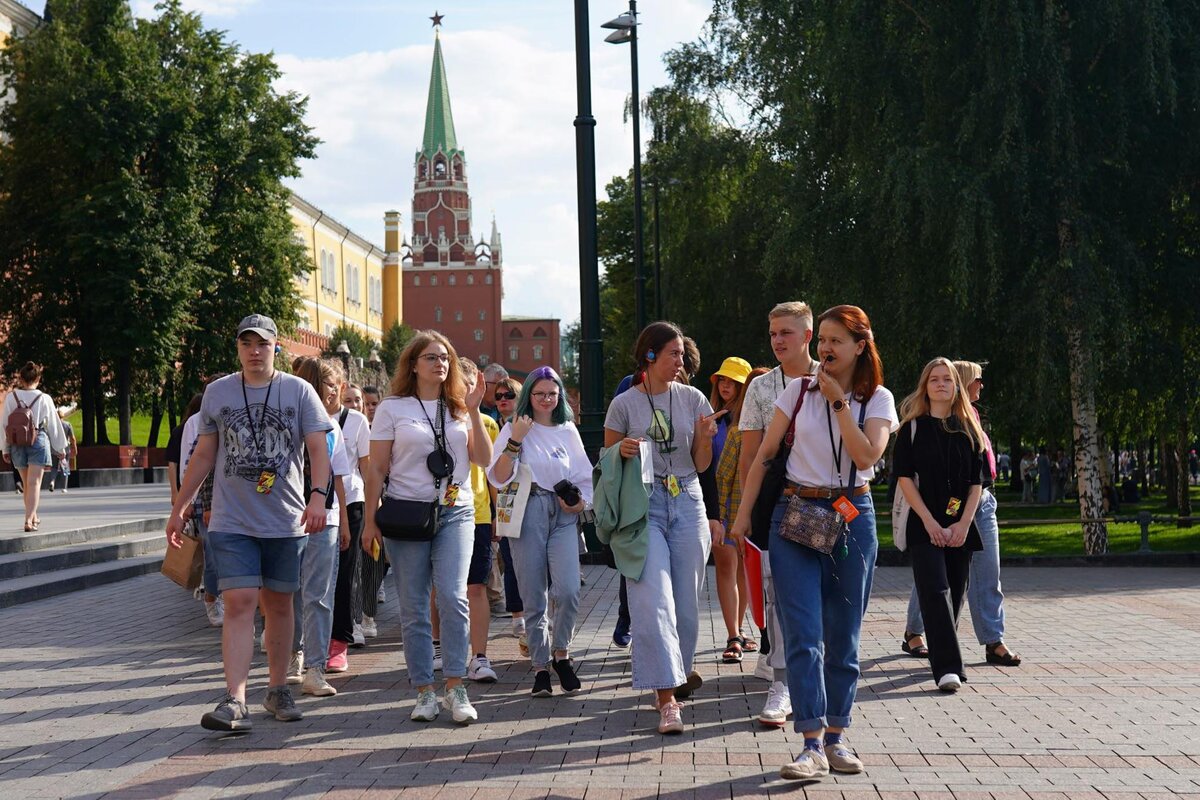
[985,642,1022,667]
[737,634,759,653]
[722,637,743,663]
[901,632,929,658]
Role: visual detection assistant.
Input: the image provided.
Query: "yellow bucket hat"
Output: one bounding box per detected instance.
[710,356,752,385]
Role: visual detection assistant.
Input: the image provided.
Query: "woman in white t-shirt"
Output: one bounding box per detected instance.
[361,331,492,725]
[489,366,592,698]
[732,305,898,782]
[1,362,67,532]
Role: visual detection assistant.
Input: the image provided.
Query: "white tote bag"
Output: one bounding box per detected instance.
[495,463,533,539]
[891,421,918,551]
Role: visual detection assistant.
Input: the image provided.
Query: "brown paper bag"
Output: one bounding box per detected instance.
[161,530,204,592]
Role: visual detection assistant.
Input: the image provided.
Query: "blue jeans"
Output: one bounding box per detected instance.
[195,513,220,597]
[499,538,523,613]
[770,493,877,732]
[383,504,473,687]
[906,489,1005,645]
[293,525,339,668]
[9,430,51,469]
[209,531,307,593]
[627,477,710,690]
[510,491,581,669]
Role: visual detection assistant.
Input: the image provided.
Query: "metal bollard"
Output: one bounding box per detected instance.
[1137,511,1152,553]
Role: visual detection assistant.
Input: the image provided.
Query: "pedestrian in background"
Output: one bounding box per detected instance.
[2,362,68,532]
[47,408,76,493]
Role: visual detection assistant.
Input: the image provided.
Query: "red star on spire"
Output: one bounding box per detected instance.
[430,10,444,28]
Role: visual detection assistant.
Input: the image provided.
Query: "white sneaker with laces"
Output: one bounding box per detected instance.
[441,685,478,724]
[938,673,962,693]
[512,616,526,638]
[467,655,498,683]
[286,651,304,685]
[754,652,774,681]
[303,666,337,697]
[351,622,366,647]
[759,680,792,727]
[362,615,378,638]
[204,598,224,627]
[411,689,439,722]
[377,585,386,604]
[432,641,443,671]
[780,749,830,780]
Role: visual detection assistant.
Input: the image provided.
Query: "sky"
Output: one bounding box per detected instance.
[126,0,715,327]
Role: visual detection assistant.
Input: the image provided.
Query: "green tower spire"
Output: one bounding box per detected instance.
[420,31,461,161]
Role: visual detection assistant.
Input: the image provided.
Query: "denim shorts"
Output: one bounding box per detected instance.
[467,523,493,585]
[209,531,307,593]
[9,430,51,469]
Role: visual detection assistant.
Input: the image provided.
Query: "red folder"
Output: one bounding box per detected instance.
[743,540,766,629]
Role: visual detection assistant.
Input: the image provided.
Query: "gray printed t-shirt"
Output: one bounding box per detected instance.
[198,372,333,538]
[604,382,713,480]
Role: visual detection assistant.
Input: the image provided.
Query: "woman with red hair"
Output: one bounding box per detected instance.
[731,305,898,782]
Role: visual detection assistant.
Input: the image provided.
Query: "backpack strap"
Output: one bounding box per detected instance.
[338,407,350,429]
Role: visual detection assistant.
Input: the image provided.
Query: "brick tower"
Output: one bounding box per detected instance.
[394,21,504,365]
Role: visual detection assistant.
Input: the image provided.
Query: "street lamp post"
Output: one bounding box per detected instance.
[574,0,604,457]
[335,340,351,382]
[367,348,382,385]
[603,2,646,332]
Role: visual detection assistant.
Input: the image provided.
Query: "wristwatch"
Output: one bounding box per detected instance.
[308,487,328,498]
[832,399,846,413]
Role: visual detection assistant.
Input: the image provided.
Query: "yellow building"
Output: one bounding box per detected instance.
[287,193,401,354]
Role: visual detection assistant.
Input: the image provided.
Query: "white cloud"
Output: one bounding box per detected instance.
[272,0,711,326]
[131,0,259,18]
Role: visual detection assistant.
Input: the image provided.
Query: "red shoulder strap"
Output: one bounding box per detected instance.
[782,377,810,447]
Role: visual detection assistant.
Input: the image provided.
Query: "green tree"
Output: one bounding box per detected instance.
[321,323,377,362]
[378,320,415,379]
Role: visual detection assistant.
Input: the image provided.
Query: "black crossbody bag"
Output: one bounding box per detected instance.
[376,398,455,542]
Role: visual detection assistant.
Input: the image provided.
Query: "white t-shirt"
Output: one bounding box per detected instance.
[740,366,805,433]
[325,415,352,516]
[179,414,200,481]
[488,421,594,506]
[774,380,899,487]
[335,407,371,505]
[370,396,474,508]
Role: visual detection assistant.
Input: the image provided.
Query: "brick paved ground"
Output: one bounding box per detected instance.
[0,560,1197,799]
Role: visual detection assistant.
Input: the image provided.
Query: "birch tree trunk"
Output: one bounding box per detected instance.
[1065,315,1109,554]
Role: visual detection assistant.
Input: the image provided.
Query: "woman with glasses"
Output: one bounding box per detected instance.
[489,366,592,697]
[361,332,492,725]
[603,321,725,734]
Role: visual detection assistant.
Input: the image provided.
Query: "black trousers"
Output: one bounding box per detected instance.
[361,522,388,618]
[332,502,365,644]
[909,536,973,682]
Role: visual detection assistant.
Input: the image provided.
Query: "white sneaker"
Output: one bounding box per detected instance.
[192,585,206,601]
[351,622,366,647]
[362,615,378,638]
[441,685,478,724]
[512,617,526,638]
[377,585,386,604]
[467,655,498,683]
[754,652,774,681]
[204,598,224,627]
[303,666,337,697]
[432,641,443,672]
[259,630,267,652]
[411,689,439,722]
[286,651,304,685]
[938,673,962,693]
[759,680,792,727]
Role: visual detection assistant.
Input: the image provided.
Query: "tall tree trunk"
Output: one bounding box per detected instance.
[1141,440,1151,497]
[1064,314,1108,554]
[1096,431,1114,513]
[1164,435,1178,511]
[117,356,132,446]
[93,382,112,446]
[166,377,178,432]
[1178,412,1192,527]
[79,337,96,447]
[147,383,163,449]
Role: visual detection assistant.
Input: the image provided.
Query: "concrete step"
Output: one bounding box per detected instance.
[0,530,166,581]
[0,517,169,555]
[0,552,165,608]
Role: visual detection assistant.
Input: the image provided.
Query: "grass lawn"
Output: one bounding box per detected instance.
[66,411,170,449]
[872,485,1200,556]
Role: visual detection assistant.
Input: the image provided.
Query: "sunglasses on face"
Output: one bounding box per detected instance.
[495,391,516,401]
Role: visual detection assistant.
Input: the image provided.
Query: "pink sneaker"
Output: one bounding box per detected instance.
[327,639,349,673]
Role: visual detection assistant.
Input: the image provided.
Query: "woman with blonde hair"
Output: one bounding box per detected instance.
[893,357,985,693]
[902,360,1020,667]
[360,331,491,724]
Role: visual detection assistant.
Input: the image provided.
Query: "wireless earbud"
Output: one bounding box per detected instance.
[275,343,282,354]
[646,349,656,362]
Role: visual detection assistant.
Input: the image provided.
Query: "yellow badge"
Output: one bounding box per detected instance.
[945,497,963,517]
[255,470,276,495]
[442,483,461,506]
[666,475,681,497]
[371,539,381,561]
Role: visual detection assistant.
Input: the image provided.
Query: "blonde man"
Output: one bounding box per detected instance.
[737,301,819,727]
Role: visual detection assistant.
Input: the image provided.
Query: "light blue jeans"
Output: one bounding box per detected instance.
[195,512,219,598]
[383,504,473,687]
[770,493,877,732]
[906,489,1005,645]
[293,525,339,668]
[510,491,581,669]
[627,477,710,690]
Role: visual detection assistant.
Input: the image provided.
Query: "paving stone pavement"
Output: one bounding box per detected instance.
[0,560,1197,799]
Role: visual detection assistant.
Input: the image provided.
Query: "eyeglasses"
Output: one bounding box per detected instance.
[494,391,516,401]
[532,391,560,402]
[419,354,450,364]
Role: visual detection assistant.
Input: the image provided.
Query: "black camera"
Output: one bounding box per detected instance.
[553,479,582,507]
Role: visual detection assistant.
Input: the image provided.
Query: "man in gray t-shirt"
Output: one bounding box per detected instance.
[167,313,332,734]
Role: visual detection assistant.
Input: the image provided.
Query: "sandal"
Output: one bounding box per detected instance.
[985,642,1022,667]
[722,637,744,663]
[901,632,929,659]
[737,634,759,653]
